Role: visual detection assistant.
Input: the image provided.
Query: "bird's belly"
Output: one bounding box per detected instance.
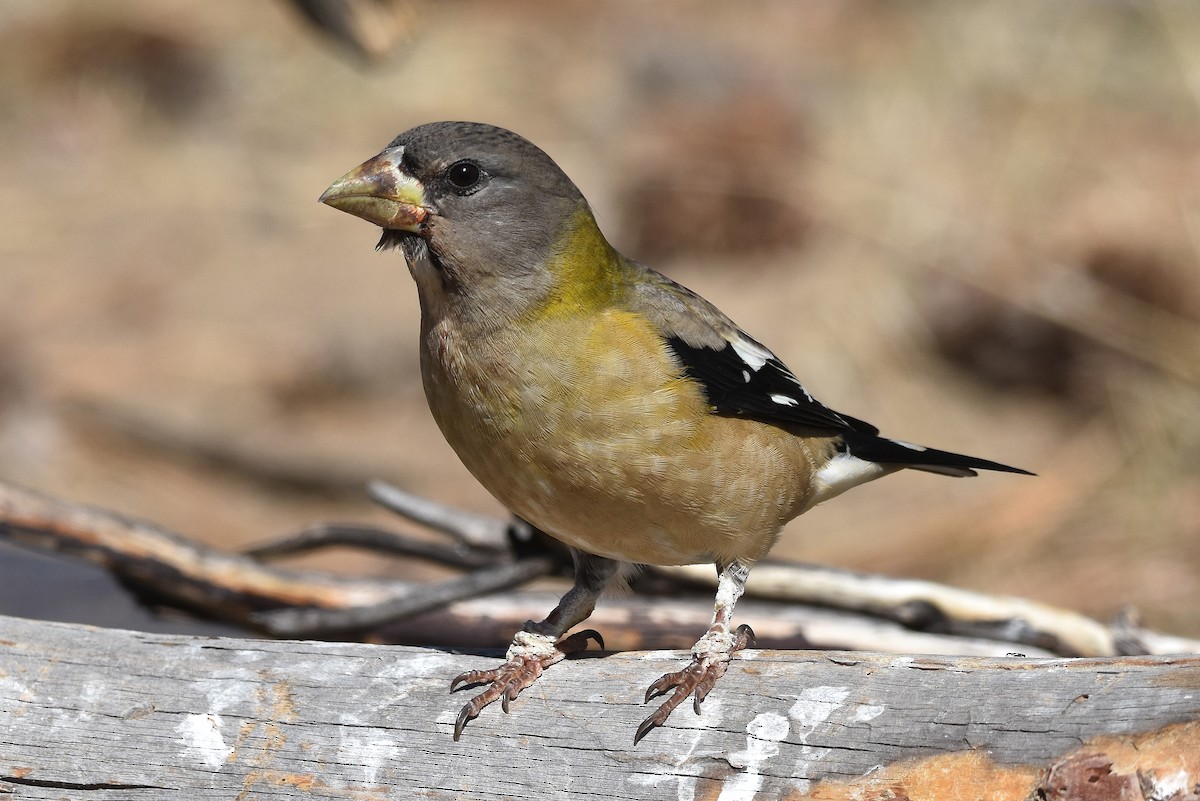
[493,418,819,566]
[421,316,823,566]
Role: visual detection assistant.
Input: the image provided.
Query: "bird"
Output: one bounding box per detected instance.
[319,121,1032,744]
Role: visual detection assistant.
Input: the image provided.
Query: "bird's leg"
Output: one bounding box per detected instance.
[637,559,754,744]
[450,550,619,740]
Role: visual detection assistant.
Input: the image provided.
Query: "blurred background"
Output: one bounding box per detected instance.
[0,0,1197,636]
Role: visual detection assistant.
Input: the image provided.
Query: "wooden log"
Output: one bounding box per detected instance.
[1,614,1198,800]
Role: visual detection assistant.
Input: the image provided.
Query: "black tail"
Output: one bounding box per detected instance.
[837,414,1034,478]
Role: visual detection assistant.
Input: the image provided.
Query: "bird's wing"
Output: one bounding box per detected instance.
[665,330,854,430]
[630,266,853,432]
[628,264,1034,478]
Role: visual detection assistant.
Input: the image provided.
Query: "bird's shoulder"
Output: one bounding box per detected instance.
[619,264,852,432]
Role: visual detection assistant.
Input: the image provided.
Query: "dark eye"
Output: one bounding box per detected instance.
[446,160,483,191]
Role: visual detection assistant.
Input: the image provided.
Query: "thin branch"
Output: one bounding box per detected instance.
[245,522,499,569]
[250,555,559,636]
[2,478,1197,656]
[379,591,1062,657]
[657,563,1128,657]
[358,481,1200,657]
[367,480,509,550]
[0,479,412,624]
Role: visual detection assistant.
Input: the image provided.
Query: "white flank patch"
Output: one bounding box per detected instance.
[741,370,751,383]
[811,453,891,505]
[730,337,770,371]
[177,713,234,769]
[769,393,799,407]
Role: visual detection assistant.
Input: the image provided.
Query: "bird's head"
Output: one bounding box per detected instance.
[321,121,607,323]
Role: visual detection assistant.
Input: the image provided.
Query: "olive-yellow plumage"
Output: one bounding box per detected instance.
[418,208,830,568]
[320,120,1030,744]
[427,290,829,568]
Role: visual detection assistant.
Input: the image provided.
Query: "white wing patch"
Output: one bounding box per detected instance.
[890,439,928,452]
[731,334,820,403]
[668,329,850,429]
[730,336,771,371]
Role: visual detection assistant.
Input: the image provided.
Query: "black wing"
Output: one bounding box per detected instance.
[666,334,853,431]
[666,333,1033,476]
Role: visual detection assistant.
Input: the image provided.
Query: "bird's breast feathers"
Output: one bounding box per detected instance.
[420,309,824,565]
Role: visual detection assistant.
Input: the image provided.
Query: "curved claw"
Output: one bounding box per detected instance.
[692,671,719,714]
[500,680,524,714]
[563,628,604,652]
[644,672,674,703]
[450,667,498,693]
[734,624,756,650]
[451,658,542,740]
[453,702,476,741]
[634,714,658,746]
[635,679,695,744]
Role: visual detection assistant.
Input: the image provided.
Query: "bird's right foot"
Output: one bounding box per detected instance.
[449,628,603,740]
[636,623,755,744]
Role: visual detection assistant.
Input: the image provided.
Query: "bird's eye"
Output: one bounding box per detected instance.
[446,161,483,191]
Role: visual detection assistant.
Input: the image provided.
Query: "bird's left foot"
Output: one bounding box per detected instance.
[636,624,755,744]
[450,627,602,740]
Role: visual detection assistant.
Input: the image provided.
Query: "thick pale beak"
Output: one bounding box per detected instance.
[319,146,429,231]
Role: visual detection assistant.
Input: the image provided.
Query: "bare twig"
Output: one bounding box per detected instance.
[367,480,508,550]
[358,484,1200,657]
[657,563,1125,657]
[251,555,559,636]
[245,522,499,569]
[387,591,1061,657]
[0,479,415,624]
[2,478,1197,656]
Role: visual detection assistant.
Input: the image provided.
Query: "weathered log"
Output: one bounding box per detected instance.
[0,614,1197,800]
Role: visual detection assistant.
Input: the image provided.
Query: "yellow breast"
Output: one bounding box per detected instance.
[420,307,828,566]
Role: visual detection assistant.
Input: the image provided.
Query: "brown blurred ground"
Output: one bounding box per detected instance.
[0,1,1197,635]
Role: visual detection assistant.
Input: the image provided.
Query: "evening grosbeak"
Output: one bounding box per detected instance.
[320,121,1031,744]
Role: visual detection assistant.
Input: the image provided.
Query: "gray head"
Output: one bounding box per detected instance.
[320,121,592,316]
